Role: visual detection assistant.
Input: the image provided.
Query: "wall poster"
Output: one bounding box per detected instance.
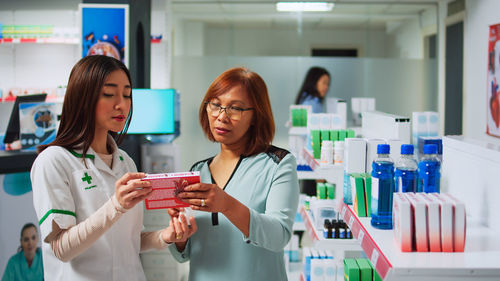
[79,3,129,66]
[488,23,500,137]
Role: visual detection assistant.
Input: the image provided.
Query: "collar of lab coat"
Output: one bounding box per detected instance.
[69,135,126,175]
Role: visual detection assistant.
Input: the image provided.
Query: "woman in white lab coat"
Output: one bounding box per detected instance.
[31,55,197,281]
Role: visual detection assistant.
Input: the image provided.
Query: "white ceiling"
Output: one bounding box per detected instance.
[171,0,438,29]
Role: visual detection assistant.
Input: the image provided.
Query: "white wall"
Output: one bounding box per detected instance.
[385,17,423,59]
[463,0,500,143]
[203,25,388,57]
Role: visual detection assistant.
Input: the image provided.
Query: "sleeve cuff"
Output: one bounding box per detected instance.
[158,231,171,248]
[241,208,259,246]
[111,194,128,213]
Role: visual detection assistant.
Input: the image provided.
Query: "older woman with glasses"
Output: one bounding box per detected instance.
[168,67,299,281]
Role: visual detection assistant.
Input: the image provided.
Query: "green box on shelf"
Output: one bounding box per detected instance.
[362,174,372,217]
[347,129,355,138]
[316,182,327,199]
[301,108,308,127]
[325,183,335,199]
[330,130,339,142]
[320,130,330,144]
[344,259,360,281]
[367,259,382,281]
[356,259,373,281]
[291,109,299,127]
[351,175,367,217]
[311,130,321,159]
[338,130,347,141]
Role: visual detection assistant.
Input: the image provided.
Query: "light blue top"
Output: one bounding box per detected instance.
[299,93,323,113]
[169,146,299,281]
[1,249,43,281]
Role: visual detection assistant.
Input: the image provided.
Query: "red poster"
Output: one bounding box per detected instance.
[487,24,500,137]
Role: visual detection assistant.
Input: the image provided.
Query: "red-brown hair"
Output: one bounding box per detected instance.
[199,67,275,156]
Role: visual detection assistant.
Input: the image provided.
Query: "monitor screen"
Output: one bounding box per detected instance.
[127,89,176,134]
[4,94,48,144]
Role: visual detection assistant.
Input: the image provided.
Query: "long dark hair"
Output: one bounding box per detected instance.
[294,66,330,104]
[37,55,133,158]
[17,223,37,252]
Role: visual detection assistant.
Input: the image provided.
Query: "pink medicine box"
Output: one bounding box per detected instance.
[143,172,200,210]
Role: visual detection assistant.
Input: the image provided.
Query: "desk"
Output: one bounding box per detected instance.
[0,151,37,174]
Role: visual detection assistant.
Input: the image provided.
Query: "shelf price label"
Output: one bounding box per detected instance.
[370,249,379,267]
[357,230,364,242]
[341,206,347,219]
[348,216,354,229]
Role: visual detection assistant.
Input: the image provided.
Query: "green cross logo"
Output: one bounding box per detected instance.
[81,172,92,184]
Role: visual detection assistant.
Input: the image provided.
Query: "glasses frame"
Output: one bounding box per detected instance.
[205,101,254,120]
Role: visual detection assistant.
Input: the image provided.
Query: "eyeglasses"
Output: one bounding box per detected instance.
[205,101,253,121]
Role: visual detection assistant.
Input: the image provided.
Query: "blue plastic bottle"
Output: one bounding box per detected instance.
[394,144,418,192]
[371,144,394,229]
[418,144,441,193]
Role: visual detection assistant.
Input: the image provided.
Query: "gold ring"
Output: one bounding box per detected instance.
[201,199,206,207]
[176,234,182,240]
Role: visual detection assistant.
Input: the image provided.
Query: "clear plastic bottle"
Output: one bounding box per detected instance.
[371,144,394,229]
[418,144,441,193]
[394,144,418,193]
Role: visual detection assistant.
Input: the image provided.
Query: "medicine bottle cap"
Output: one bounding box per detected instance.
[423,144,438,154]
[377,144,390,154]
[400,144,414,155]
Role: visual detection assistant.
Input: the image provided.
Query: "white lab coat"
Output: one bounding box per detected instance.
[31,136,146,281]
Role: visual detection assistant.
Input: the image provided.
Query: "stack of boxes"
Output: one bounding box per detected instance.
[344,258,382,281]
[393,193,466,252]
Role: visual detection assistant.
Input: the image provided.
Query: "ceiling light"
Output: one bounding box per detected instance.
[276,2,334,12]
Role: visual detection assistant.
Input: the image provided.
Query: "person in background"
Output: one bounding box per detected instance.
[294,66,331,113]
[1,223,43,281]
[168,67,299,281]
[31,55,196,281]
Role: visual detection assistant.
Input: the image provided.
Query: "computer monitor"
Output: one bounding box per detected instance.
[3,94,47,144]
[127,89,176,135]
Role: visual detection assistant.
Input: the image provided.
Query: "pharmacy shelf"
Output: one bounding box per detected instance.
[289,127,308,136]
[298,148,344,202]
[339,202,500,281]
[300,206,360,252]
[0,38,163,44]
[0,37,79,44]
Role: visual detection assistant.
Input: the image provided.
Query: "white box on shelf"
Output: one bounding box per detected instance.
[326,97,347,129]
[365,139,386,173]
[419,193,442,252]
[386,139,403,162]
[393,193,413,252]
[443,193,466,252]
[405,193,428,252]
[345,138,366,174]
[362,111,410,144]
[431,193,454,252]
